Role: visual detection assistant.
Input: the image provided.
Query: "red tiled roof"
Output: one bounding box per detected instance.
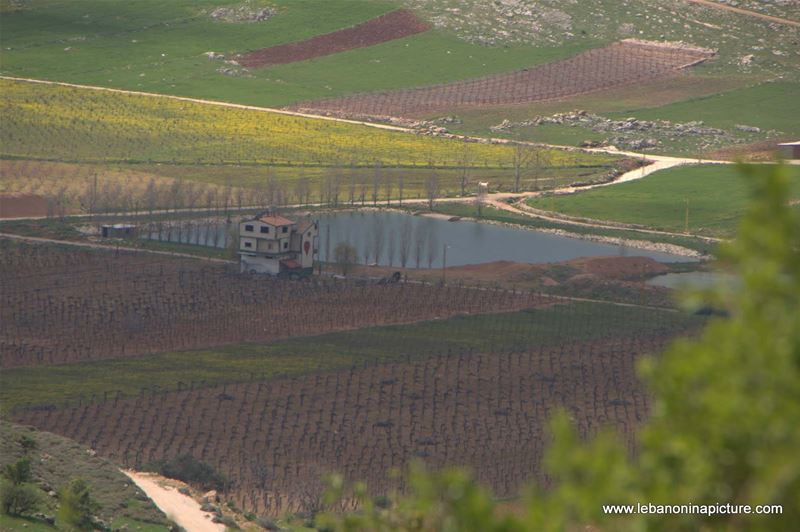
[296,219,315,233]
[258,214,295,226]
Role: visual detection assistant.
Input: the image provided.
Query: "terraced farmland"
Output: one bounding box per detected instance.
[296,40,715,118]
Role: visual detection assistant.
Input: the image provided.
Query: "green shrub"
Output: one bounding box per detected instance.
[58,478,99,530]
[2,458,32,485]
[146,455,229,491]
[1,481,41,516]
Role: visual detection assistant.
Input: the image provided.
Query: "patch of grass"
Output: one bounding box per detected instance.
[526,164,800,238]
[445,80,798,156]
[615,81,800,135]
[0,421,169,529]
[1,303,700,412]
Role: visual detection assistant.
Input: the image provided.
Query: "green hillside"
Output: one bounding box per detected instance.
[527,164,800,238]
[0,421,170,531]
[0,0,591,108]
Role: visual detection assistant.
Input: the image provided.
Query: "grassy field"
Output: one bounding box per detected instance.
[0,78,619,168]
[526,164,800,238]
[0,421,170,530]
[0,0,594,108]
[621,81,800,135]
[446,80,800,156]
[0,303,700,413]
[0,78,625,211]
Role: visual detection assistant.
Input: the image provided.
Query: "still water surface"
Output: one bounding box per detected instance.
[143,210,694,266]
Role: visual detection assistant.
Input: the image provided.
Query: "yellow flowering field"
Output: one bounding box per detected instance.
[0,79,615,169]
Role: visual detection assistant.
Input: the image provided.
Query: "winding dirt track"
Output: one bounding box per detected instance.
[687,0,800,27]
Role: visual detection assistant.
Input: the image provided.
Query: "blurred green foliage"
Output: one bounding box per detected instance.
[319,163,799,530]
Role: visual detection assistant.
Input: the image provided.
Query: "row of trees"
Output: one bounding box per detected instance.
[29,141,555,219]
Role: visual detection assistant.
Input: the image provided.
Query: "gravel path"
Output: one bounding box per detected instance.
[122,470,225,532]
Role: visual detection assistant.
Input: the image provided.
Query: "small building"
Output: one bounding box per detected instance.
[238,212,318,276]
[100,224,137,238]
[777,142,800,160]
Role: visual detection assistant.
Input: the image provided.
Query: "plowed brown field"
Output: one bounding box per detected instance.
[238,10,429,68]
[0,241,540,368]
[15,334,676,516]
[293,40,715,118]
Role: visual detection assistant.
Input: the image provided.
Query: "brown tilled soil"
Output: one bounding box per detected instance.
[0,242,542,368]
[0,193,48,218]
[351,256,669,284]
[292,40,715,118]
[15,333,677,516]
[238,9,429,68]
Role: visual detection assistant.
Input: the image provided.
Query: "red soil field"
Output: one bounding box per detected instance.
[293,40,715,118]
[14,333,676,516]
[0,241,542,368]
[238,9,429,68]
[0,193,48,218]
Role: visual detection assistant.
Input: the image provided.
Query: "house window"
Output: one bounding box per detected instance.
[268,243,273,250]
[282,226,288,234]
[244,241,252,248]
[283,241,288,249]
[260,226,269,234]
[245,224,254,232]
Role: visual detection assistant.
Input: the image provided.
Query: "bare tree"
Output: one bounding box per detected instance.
[294,177,310,206]
[235,187,245,212]
[398,218,412,268]
[531,149,552,191]
[81,173,99,219]
[348,173,357,205]
[386,229,396,267]
[512,143,536,193]
[370,217,385,266]
[334,242,359,276]
[397,174,405,206]
[458,140,474,196]
[413,226,426,268]
[184,182,201,211]
[222,180,233,218]
[371,160,382,206]
[384,173,393,206]
[424,174,439,210]
[427,228,439,269]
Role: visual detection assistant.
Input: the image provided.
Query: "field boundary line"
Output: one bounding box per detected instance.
[0,232,235,263]
[686,0,800,27]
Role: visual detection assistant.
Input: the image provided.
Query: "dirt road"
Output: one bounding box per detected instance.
[122,470,225,532]
[687,0,800,27]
